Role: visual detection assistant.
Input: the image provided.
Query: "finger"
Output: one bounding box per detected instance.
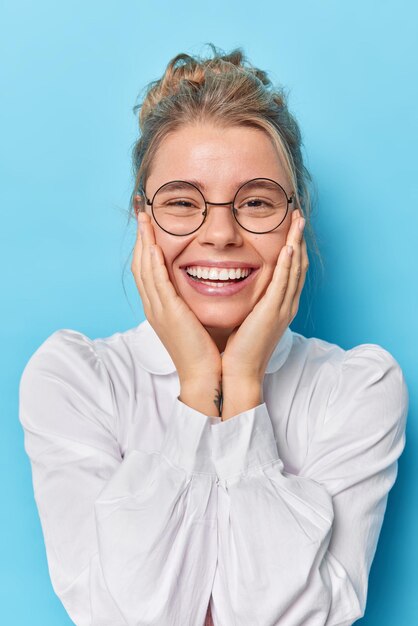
[150,244,182,308]
[131,214,149,308]
[131,212,154,312]
[264,209,302,309]
[290,237,309,321]
[139,214,164,314]
[264,242,294,308]
[281,214,305,313]
[131,211,151,269]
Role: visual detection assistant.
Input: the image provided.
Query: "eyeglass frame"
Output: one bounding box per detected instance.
[137,177,296,236]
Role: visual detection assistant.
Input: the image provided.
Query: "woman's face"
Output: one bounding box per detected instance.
[139,123,294,348]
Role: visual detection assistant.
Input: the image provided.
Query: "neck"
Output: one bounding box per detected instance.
[205,326,233,353]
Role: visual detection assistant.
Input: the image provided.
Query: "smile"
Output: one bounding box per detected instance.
[180,265,259,296]
[185,266,252,281]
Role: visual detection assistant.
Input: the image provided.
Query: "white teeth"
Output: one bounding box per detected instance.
[219,269,229,280]
[185,266,252,280]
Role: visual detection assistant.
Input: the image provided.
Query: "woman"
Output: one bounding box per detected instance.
[19,47,408,626]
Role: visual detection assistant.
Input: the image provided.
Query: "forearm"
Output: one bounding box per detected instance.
[221,377,263,421]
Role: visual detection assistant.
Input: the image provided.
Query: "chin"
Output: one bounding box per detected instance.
[196,309,247,331]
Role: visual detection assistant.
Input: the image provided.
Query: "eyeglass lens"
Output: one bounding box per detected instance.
[151,179,289,235]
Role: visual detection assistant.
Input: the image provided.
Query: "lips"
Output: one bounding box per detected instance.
[180,265,259,296]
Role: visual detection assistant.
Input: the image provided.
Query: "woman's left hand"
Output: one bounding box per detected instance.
[221,209,308,387]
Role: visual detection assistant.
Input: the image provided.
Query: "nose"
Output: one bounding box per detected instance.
[196,202,244,248]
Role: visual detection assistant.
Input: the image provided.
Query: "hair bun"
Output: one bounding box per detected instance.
[138,45,272,129]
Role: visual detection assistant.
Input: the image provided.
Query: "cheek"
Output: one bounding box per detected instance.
[154,232,174,269]
[260,233,288,268]
[153,231,189,281]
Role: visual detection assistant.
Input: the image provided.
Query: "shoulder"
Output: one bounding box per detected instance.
[289,332,408,435]
[19,329,112,432]
[290,332,407,388]
[333,342,408,434]
[20,320,155,384]
[19,327,136,457]
[19,320,167,425]
[329,341,408,418]
[18,324,148,433]
[20,328,104,386]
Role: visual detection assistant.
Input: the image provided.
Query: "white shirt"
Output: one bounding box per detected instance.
[19,320,408,626]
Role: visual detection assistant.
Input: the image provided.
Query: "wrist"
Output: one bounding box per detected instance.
[179,376,222,417]
[220,377,263,421]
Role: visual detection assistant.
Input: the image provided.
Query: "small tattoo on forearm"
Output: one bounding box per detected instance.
[214,381,223,415]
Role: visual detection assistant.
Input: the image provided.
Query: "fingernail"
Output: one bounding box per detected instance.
[138,220,144,233]
[298,218,306,232]
[287,245,293,256]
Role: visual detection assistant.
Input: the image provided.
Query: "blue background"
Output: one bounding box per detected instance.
[1,0,417,623]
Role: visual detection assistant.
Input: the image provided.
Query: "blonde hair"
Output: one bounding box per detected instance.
[130,44,319,260]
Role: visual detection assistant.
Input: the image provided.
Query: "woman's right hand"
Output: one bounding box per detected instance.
[131,212,223,415]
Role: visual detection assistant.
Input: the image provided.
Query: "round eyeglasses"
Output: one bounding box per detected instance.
[137,178,295,236]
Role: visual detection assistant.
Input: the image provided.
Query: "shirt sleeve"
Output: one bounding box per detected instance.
[209,345,408,626]
[19,330,217,626]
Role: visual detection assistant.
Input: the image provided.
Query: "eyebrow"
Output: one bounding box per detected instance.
[183,179,207,191]
[163,179,282,193]
[160,180,207,192]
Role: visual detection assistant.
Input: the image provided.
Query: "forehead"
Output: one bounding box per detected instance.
[146,123,290,193]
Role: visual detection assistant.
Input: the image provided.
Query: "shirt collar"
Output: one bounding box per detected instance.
[132,319,293,375]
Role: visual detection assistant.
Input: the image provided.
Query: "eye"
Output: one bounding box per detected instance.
[239,197,274,208]
[167,199,198,208]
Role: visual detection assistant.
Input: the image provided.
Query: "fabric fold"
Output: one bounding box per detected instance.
[19,322,408,626]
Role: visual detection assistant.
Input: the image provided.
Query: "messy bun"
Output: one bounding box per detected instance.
[130,44,318,258]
